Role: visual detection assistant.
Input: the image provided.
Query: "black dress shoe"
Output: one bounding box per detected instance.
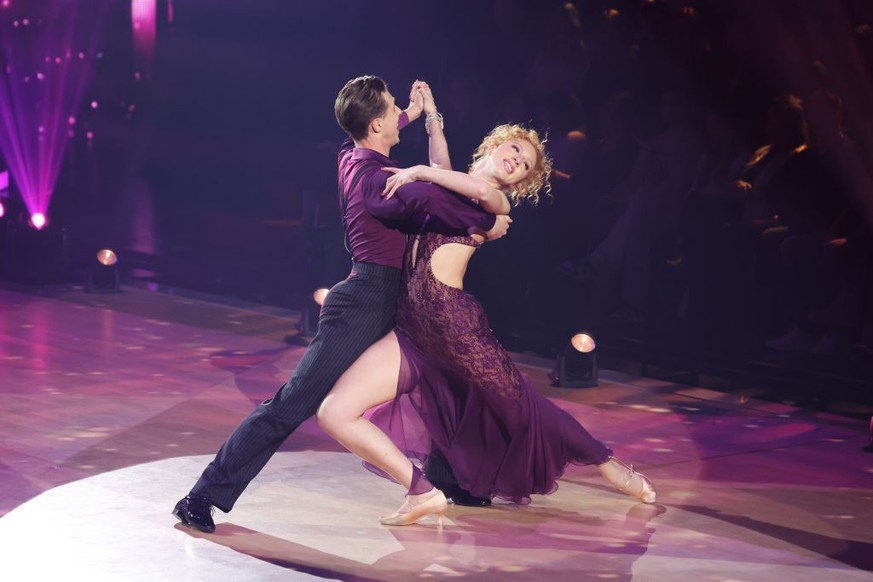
[173,494,216,533]
[437,483,491,507]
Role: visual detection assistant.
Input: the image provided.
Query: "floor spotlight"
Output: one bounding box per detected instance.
[312,287,329,306]
[87,248,120,292]
[551,331,598,388]
[293,287,330,344]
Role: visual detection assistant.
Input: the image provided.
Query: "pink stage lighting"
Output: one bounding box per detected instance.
[0,2,110,222]
[0,169,6,218]
[131,0,156,76]
[30,212,46,230]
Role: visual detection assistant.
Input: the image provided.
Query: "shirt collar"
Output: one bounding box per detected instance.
[351,146,395,166]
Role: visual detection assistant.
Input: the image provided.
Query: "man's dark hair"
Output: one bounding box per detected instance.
[335,75,388,141]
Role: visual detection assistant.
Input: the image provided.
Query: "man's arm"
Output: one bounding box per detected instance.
[362,169,496,233]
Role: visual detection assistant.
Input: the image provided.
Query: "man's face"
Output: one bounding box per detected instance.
[378,90,402,147]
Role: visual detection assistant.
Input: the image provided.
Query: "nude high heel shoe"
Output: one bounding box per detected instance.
[600,457,657,504]
[379,489,448,526]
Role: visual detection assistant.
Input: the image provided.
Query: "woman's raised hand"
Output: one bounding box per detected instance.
[419,83,437,114]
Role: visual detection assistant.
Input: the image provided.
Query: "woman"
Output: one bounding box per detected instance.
[317,83,655,526]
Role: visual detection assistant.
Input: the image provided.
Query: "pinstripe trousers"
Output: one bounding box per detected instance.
[191,261,402,512]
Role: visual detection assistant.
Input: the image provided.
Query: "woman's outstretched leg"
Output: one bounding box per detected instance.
[317,332,446,524]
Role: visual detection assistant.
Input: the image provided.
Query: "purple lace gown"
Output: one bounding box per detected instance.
[367,232,612,504]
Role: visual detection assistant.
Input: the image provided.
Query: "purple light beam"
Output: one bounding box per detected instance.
[0,1,110,222]
[131,0,156,77]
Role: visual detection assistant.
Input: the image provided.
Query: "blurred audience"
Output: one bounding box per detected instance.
[559,89,703,325]
[470,0,873,380]
[765,88,873,355]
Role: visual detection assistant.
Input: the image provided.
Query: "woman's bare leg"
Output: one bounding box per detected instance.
[317,331,448,524]
[317,331,415,489]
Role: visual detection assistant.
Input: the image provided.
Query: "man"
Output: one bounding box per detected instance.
[173,76,509,532]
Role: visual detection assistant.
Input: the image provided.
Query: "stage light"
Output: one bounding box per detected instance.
[97,248,117,266]
[551,331,598,388]
[571,332,596,353]
[312,287,329,306]
[292,287,332,345]
[87,248,120,292]
[30,212,46,230]
[0,170,7,218]
[0,2,108,233]
[131,0,157,76]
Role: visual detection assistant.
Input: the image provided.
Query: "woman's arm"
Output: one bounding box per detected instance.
[383,165,511,215]
[381,83,511,215]
[427,114,451,170]
[419,84,451,170]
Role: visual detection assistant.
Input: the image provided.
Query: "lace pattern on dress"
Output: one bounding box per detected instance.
[396,232,523,402]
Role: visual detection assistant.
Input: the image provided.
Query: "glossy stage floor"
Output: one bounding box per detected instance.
[1,282,871,581]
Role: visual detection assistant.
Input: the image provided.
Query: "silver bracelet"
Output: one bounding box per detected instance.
[424,111,444,135]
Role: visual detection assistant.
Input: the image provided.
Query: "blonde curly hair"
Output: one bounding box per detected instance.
[468,124,553,206]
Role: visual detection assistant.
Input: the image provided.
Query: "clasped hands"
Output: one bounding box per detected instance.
[386,79,511,242]
[404,79,436,122]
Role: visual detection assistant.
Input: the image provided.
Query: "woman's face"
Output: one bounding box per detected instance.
[486,139,537,188]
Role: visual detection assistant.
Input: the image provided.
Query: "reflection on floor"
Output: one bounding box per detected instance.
[1,283,871,581]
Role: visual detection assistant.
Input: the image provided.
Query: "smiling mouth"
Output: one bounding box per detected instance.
[503,160,513,174]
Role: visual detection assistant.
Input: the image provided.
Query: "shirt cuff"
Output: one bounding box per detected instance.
[398,111,410,131]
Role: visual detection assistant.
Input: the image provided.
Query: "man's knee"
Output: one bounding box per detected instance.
[254,385,322,434]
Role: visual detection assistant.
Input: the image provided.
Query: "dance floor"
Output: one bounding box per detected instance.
[1,282,871,581]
